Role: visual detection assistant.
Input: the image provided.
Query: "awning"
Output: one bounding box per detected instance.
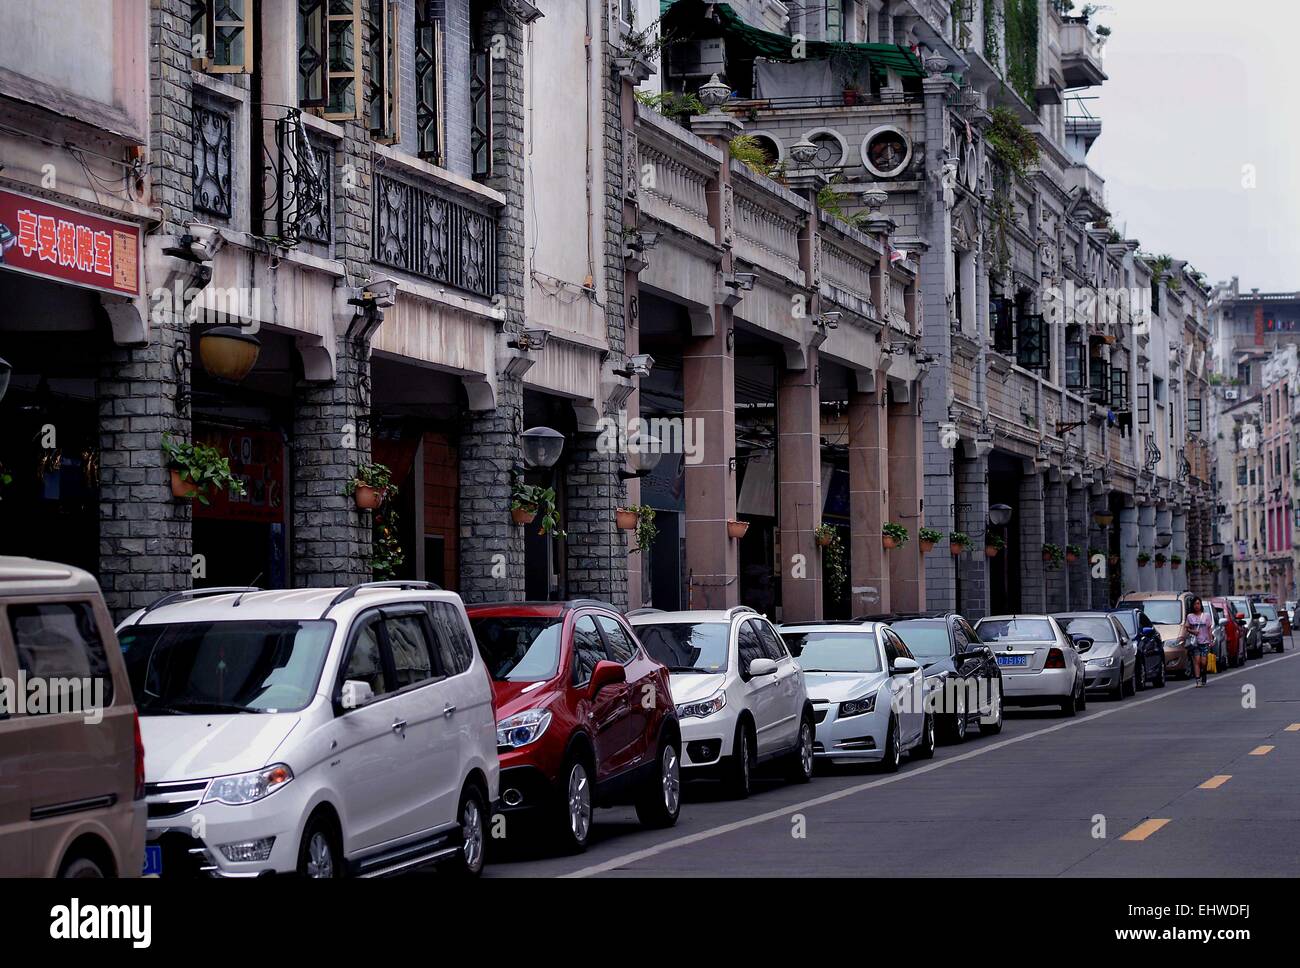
[659,1,924,80]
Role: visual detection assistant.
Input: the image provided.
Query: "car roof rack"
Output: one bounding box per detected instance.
[320,580,442,618]
[725,605,758,618]
[625,607,664,617]
[567,598,616,611]
[139,586,262,618]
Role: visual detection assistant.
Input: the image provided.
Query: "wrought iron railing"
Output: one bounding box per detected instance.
[371,171,497,298]
[193,103,233,219]
[259,107,332,246]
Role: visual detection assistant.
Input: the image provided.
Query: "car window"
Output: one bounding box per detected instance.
[889,620,950,659]
[1057,616,1117,642]
[343,613,390,698]
[384,612,437,688]
[780,630,881,672]
[1256,604,1278,620]
[882,630,900,665]
[1111,610,1136,634]
[737,621,765,679]
[756,621,788,662]
[1118,599,1182,625]
[636,622,729,673]
[571,615,607,687]
[8,600,115,712]
[428,602,474,675]
[975,618,1054,641]
[596,615,636,664]
[471,614,563,682]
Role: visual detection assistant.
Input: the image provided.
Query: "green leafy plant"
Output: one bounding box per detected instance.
[162,433,247,506]
[1154,552,1167,567]
[1087,545,1106,561]
[371,505,405,580]
[815,525,846,600]
[344,462,396,498]
[1137,551,1151,566]
[950,531,973,548]
[627,504,659,553]
[1065,543,1082,559]
[985,107,1040,179]
[729,135,775,176]
[1042,542,1064,567]
[883,522,910,546]
[1170,554,1183,568]
[816,176,871,230]
[512,482,566,538]
[634,89,705,122]
[919,527,944,545]
[1002,0,1040,103]
[985,532,1006,551]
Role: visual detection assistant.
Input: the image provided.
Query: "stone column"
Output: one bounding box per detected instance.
[777,356,823,620]
[888,389,925,612]
[565,427,628,607]
[955,452,990,619]
[1172,508,1187,590]
[849,385,889,616]
[1067,483,1090,609]
[1044,474,1068,612]
[1156,506,1173,591]
[1018,468,1046,611]
[1138,503,1157,592]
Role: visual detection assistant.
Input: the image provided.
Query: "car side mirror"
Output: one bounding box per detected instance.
[336,679,374,714]
[588,659,627,697]
[748,657,778,678]
[890,657,920,675]
[1071,635,1094,654]
[1140,626,1155,635]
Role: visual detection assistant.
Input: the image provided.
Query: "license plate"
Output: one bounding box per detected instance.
[143,844,162,877]
[996,654,1028,667]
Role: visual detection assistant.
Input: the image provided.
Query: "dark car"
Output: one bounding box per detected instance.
[1254,602,1286,653]
[878,613,1004,743]
[466,600,681,852]
[1109,607,1167,687]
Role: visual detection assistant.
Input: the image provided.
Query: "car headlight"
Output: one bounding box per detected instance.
[497,709,553,749]
[203,764,293,806]
[1088,655,1115,667]
[676,690,727,720]
[838,694,877,718]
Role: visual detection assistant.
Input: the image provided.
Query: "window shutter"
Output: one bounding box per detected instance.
[470,48,494,179]
[416,5,446,162]
[367,0,401,143]
[324,0,364,120]
[1016,313,1047,370]
[299,0,328,107]
[196,0,255,73]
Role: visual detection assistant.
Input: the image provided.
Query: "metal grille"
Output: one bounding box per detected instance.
[260,108,331,246]
[415,3,444,162]
[470,48,493,179]
[193,103,233,219]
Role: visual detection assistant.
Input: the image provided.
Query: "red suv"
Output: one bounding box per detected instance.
[466,600,680,851]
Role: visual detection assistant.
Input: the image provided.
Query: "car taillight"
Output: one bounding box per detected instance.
[132,710,146,801]
[1045,648,1066,669]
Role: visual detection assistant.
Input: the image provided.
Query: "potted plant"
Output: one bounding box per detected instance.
[345,462,395,510]
[371,506,405,579]
[162,433,247,506]
[882,522,909,549]
[1087,545,1104,563]
[816,525,847,600]
[1137,551,1151,567]
[1154,552,1167,569]
[1170,554,1183,570]
[985,533,1005,558]
[950,531,972,555]
[512,483,565,536]
[1065,543,1082,563]
[919,527,943,554]
[842,82,862,106]
[815,523,837,548]
[626,505,658,552]
[1042,543,1064,568]
[616,507,639,530]
[727,519,750,539]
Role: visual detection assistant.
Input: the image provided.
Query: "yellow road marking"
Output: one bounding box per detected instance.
[1120,819,1171,841]
[1285,724,1300,731]
[1199,775,1232,789]
[1250,745,1274,755]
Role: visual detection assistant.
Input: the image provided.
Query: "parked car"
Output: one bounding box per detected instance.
[1208,598,1243,667]
[1057,612,1139,698]
[876,613,1003,742]
[1115,592,1194,678]
[972,615,1087,716]
[1109,606,1167,687]
[469,600,681,851]
[118,581,498,878]
[778,621,934,771]
[1254,602,1286,653]
[629,606,812,798]
[1227,597,1265,659]
[1285,600,1298,628]
[0,557,146,878]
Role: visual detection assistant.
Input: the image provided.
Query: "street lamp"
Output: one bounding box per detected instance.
[197,325,261,382]
[989,504,1012,527]
[520,426,565,469]
[1092,510,1114,527]
[619,435,662,480]
[1156,530,1173,548]
[1210,541,1225,557]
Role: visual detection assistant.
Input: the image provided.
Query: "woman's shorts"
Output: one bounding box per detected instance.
[1187,643,1210,658]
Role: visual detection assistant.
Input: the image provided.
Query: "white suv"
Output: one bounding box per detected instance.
[116,581,498,878]
[628,606,814,797]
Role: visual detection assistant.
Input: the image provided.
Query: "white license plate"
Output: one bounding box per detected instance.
[996,654,1028,667]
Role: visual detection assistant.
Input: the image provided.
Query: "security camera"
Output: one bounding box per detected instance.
[509,327,550,352]
[733,272,757,291]
[818,311,842,329]
[362,278,398,308]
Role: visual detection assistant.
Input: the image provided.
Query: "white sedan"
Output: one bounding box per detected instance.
[973,615,1087,716]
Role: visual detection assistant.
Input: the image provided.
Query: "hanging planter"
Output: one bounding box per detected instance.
[1109,554,1120,567]
[1065,543,1081,564]
[170,468,206,501]
[815,524,847,600]
[985,533,1005,558]
[512,483,565,537]
[1042,543,1065,569]
[511,506,536,526]
[815,523,836,548]
[882,522,909,550]
[1154,553,1167,569]
[950,531,972,556]
[615,508,639,531]
[919,527,942,554]
[1170,554,1183,570]
[1137,552,1151,567]
[346,463,395,511]
[626,505,659,552]
[727,519,750,540]
[162,433,245,506]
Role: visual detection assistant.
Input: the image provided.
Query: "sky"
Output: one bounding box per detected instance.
[1085,0,1300,292]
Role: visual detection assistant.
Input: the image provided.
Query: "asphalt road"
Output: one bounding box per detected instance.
[486,640,1300,877]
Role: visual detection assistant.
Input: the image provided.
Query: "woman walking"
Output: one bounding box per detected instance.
[1185,597,1213,686]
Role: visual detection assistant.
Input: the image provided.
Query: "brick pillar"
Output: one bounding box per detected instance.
[1172,509,1187,590]
[888,391,925,612]
[1067,484,1090,609]
[777,356,823,620]
[1095,493,1118,605]
[566,425,628,608]
[956,453,990,619]
[848,387,889,616]
[1044,475,1068,612]
[1018,469,1046,611]
[1155,507,1173,591]
[1138,503,1156,592]
[292,338,372,586]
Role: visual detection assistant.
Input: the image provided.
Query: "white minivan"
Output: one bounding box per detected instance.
[117,581,498,878]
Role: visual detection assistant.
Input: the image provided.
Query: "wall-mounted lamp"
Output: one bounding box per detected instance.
[732,272,757,292]
[520,426,565,469]
[197,325,261,383]
[618,437,662,480]
[989,504,1013,527]
[1155,530,1174,548]
[1092,510,1114,527]
[818,311,842,330]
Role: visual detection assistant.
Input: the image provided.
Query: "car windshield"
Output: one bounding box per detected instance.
[780,631,881,673]
[975,618,1054,642]
[1228,599,1251,619]
[888,621,950,659]
[1256,604,1278,620]
[469,616,563,681]
[119,620,333,714]
[635,623,729,673]
[1119,599,1182,625]
[1057,617,1117,642]
[1111,611,1137,634]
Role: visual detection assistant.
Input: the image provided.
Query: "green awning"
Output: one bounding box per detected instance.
[658,1,923,79]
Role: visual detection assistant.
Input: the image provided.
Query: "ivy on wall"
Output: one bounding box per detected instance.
[1003,0,1039,104]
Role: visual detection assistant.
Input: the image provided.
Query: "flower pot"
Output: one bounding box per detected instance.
[950,542,966,556]
[170,469,205,500]
[1155,561,1165,569]
[920,539,936,554]
[512,506,537,526]
[616,509,639,531]
[985,545,1000,558]
[1066,552,1078,564]
[817,533,834,548]
[1138,559,1150,568]
[882,535,898,550]
[842,88,861,106]
[354,485,384,510]
[727,519,749,539]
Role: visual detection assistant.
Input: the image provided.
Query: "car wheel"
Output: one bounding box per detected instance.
[1277,643,1285,654]
[949,692,969,743]
[635,739,682,828]
[1126,661,1139,696]
[876,714,901,773]
[554,757,594,853]
[1060,680,1079,717]
[980,684,1004,735]
[913,713,936,760]
[1111,669,1125,700]
[437,784,487,877]
[58,856,106,879]
[298,815,342,879]
[785,715,815,783]
[1134,659,1146,692]
[1155,661,1166,687]
[724,721,754,799]
[1077,676,1087,711]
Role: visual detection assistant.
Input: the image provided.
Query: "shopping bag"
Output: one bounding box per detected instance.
[1206,651,1217,674]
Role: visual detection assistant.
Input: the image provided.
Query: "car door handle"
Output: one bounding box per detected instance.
[443,704,457,718]
[391,719,407,734]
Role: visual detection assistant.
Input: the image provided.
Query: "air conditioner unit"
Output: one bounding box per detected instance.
[671,39,726,78]
[1224,388,1240,400]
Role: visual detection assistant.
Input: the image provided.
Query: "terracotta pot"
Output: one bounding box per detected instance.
[1171,562,1182,570]
[1066,552,1078,563]
[1138,559,1150,568]
[727,519,750,539]
[842,88,861,106]
[1155,561,1165,569]
[817,533,834,548]
[170,468,205,500]
[354,485,384,510]
[882,534,898,550]
[919,539,936,554]
[616,509,639,531]
[985,545,1000,558]
[950,542,966,556]
[512,506,537,526]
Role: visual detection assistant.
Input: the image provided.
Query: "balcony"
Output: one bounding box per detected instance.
[1060,20,1109,88]
[1064,162,1108,220]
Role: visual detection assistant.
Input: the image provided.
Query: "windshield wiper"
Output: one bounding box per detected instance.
[152,700,260,714]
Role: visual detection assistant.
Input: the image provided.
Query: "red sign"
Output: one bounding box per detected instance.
[193,427,286,525]
[0,188,141,297]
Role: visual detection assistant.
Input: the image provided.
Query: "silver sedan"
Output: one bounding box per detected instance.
[973,615,1087,717]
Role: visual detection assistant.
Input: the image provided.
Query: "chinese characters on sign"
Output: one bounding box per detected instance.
[0,189,141,297]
